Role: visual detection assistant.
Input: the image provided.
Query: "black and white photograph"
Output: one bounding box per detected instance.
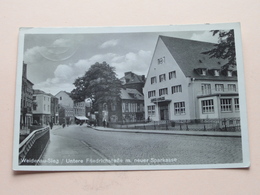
[13,23,250,171]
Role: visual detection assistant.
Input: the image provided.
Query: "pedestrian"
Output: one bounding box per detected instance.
[50,121,53,129]
[103,119,106,128]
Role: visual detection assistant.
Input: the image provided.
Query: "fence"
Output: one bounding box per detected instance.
[108,118,241,132]
[19,126,50,165]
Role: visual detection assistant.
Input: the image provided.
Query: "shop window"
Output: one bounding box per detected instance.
[220,99,232,112]
[174,102,185,115]
[201,99,214,113]
[148,105,155,116]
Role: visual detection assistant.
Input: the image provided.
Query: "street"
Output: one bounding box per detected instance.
[39,124,243,166]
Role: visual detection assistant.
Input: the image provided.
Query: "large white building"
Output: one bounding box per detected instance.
[143,35,239,122]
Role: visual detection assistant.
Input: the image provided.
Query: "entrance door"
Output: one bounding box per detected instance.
[159,105,169,120]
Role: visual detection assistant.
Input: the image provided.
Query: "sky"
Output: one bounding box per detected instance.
[23,29,219,96]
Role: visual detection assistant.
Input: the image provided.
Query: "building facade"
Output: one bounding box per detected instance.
[32,90,52,126]
[143,36,239,122]
[55,91,86,124]
[49,94,59,124]
[20,62,34,129]
[121,88,144,122]
[100,72,145,124]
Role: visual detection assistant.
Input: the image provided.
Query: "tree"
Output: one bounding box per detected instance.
[202,30,236,70]
[70,61,122,115]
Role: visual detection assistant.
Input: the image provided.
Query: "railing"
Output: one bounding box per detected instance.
[19,126,50,165]
[108,118,241,132]
[197,87,238,96]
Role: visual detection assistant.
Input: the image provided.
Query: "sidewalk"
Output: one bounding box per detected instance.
[92,126,241,137]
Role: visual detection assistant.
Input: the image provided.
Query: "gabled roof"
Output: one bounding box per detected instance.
[159,36,237,81]
[33,89,47,95]
[55,90,71,97]
[121,88,144,100]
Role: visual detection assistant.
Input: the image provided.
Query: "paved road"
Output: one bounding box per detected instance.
[39,124,242,166]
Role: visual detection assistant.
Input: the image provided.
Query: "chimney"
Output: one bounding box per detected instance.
[124,71,132,76]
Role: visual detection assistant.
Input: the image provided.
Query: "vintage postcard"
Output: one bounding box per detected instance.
[13,23,250,171]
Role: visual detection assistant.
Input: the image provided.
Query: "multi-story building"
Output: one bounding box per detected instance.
[55,91,86,124]
[32,89,52,125]
[20,62,34,129]
[101,72,145,124]
[143,35,239,122]
[48,94,59,124]
[121,88,144,122]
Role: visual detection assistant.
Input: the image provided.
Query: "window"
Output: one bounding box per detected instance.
[197,68,207,76]
[148,90,156,98]
[215,84,224,92]
[151,76,157,84]
[33,103,37,111]
[148,105,155,116]
[234,98,239,111]
[202,99,214,113]
[125,103,129,112]
[159,74,166,82]
[220,99,232,112]
[169,71,176,79]
[201,69,206,75]
[214,70,220,76]
[201,84,211,95]
[60,97,62,100]
[228,84,236,92]
[159,88,168,96]
[122,103,125,112]
[227,70,232,77]
[171,85,182,94]
[174,102,185,115]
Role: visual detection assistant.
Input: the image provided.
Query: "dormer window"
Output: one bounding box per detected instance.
[214,70,220,76]
[195,68,207,76]
[227,70,232,77]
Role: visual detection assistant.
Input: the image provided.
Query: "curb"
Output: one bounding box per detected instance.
[91,127,241,138]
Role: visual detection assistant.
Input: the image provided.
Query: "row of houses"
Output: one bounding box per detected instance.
[20,63,87,129]
[20,62,146,129]
[21,35,240,129]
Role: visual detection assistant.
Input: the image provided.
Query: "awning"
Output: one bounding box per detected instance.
[75,116,89,120]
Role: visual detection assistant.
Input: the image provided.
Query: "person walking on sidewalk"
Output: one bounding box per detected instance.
[103,119,106,128]
[49,121,53,129]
